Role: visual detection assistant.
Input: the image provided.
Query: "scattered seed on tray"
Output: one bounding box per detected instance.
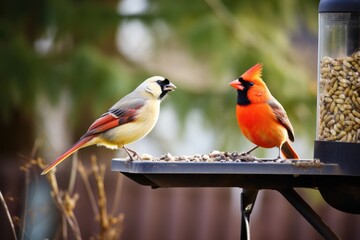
[137,150,321,166]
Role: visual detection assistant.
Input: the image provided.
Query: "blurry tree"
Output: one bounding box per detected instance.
[0,0,318,154]
[0,0,131,154]
[144,0,319,148]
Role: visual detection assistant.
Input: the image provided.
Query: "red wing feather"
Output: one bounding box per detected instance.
[87,114,118,132]
[87,117,120,134]
[84,108,139,137]
[41,99,144,175]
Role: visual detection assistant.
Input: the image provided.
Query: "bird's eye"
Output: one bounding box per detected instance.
[157,79,169,86]
[249,82,254,86]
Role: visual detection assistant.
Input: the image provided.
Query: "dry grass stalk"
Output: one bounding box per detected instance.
[13,148,125,240]
[91,156,109,230]
[111,174,124,215]
[68,152,79,194]
[19,139,43,240]
[90,156,125,240]
[78,160,99,217]
[0,191,17,240]
[37,158,82,239]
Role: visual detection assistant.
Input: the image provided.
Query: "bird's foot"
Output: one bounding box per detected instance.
[240,146,259,156]
[123,147,141,161]
[240,152,249,157]
[124,148,140,168]
[271,155,283,162]
[125,157,133,168]
[272,149,283,161]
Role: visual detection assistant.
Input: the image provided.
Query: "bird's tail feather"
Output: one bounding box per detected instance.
[41,136,94,175]
[281,140,299,159]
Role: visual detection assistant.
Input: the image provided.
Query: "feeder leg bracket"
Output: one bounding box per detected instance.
[278,188,340,240]
[240,188,259,240]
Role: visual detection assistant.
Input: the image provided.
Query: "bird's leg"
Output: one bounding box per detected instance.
[274,147,282,161]
[241,146,259,156]
[123,147,140,161]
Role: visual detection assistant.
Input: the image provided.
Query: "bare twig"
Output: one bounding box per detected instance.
[90,156,125,239]
[68,152,78,194]
[111,174,124,214]
[91,156,109,234]
[0,191,17,240]
[18,138,44,240]
[63,193,81,239]
[37,158,82,239]
[37,159,59,195]
[62,213,67,240]
[50,191,81,240]
[30,138,43,160]
[20,163,30,240]
[78,161,99,217]
[36,154,124,240]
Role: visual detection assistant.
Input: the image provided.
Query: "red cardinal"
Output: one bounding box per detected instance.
[42,76,176,175]
[229,63,299,159]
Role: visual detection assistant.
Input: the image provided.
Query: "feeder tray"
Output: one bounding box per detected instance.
[112,150,360,240]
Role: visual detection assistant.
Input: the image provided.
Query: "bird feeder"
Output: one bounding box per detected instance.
[314,0,360,214]
[315,0,360,165]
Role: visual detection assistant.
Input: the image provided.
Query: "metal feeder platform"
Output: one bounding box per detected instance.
[112,144,360,240]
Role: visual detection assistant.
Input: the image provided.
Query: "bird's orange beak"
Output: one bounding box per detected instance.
[229,79,244,91]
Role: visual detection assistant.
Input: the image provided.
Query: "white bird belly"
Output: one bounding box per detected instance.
[98,100,160,148]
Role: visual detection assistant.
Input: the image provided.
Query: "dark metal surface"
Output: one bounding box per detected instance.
[279,189,340,240]
[113,159,341,175]
[240,189,258,240]
[112,159,342,189]
[314,140,360,213]
[112,158,360,211]
[112,157,359,239]
[318,176,360,214]
[112,157,360,211]
[314,140,360,175]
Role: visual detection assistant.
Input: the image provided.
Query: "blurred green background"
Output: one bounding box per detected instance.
[0,0,318,154]
[2,0,359,240]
